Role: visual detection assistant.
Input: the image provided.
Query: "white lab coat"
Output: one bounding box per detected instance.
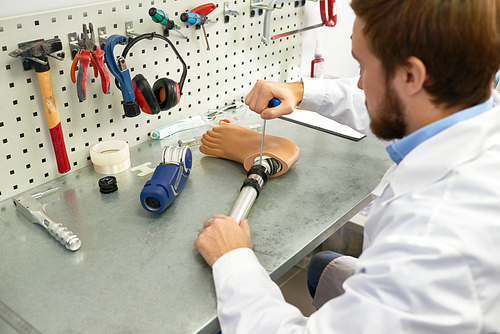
[212,77,500,333]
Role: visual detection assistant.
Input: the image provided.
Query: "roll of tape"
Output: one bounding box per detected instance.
[90,140,131,174]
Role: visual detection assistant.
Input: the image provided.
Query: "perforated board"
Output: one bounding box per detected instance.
[0,0,306,202]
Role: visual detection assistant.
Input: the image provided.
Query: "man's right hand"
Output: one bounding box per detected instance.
[245,80,304,120]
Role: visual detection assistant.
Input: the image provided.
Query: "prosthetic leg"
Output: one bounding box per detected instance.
[199,124,300,178]
[200,124,300,222]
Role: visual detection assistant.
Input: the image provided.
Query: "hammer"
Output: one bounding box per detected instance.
[9,39,71,174]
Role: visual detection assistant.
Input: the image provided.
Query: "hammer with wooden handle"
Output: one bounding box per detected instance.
[9,39,71,174]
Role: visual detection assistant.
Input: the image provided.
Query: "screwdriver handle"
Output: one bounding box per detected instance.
[180,11,207,26]
[191,3,216,16]
[149,7,175,29]
[268,98,280,108]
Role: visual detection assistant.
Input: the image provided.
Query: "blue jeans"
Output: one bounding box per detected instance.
[306,251,343,299]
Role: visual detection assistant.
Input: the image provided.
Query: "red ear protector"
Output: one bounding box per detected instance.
[118,33,187,115]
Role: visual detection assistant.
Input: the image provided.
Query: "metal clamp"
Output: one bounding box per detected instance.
[250,0,292,11]
[125,21,141,38]
[68,32,80,59]
[224,2,240,16]
[97,26,108,50]
[251,0,298,44]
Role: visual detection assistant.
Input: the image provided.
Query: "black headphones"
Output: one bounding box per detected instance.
[116,32,187,115]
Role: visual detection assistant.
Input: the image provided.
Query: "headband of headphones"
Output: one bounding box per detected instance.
[104,32,187,117]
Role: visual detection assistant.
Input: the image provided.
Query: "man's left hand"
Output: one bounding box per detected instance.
[195,214,252,267]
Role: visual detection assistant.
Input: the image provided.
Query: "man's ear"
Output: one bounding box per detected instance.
[399,56,427,96]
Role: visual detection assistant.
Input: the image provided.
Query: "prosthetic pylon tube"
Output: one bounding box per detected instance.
[228,156,281,223]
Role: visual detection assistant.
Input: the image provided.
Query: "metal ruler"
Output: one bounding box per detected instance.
[0,300,42,334]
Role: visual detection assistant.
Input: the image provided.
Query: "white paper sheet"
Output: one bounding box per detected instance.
[280,109,366,141]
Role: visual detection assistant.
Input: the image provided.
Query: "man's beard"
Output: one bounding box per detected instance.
[367,83,407,140]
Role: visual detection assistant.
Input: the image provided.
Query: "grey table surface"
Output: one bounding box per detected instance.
[0,113,392,334]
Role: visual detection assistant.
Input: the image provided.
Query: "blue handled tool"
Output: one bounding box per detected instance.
[140,146,192,213]
[258,98,281,165]
[180,10,211,50]
[180,11,208,26]
[103,35,141,117]
[268,98,280,108]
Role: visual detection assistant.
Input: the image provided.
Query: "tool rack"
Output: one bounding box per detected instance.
[0,0,307,202]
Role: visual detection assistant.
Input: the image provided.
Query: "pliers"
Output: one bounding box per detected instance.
[71,23,110,101]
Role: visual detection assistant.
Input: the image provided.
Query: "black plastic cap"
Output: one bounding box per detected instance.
[122,100,141,117]
[99,176,118,193]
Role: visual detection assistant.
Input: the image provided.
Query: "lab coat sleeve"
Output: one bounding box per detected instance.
[213,248,308,334]
[213,238,481,334]
[299,76,372,135]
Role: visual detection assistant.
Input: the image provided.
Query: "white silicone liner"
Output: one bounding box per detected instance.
[90,140,131,174]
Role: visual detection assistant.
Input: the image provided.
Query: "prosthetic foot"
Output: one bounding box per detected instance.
[199,124,300,178]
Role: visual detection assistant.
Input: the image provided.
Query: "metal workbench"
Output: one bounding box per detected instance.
[0,114,392,334]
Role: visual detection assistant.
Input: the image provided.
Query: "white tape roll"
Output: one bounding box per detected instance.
[90,140,131,174]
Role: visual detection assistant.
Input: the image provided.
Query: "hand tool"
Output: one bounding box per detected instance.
[320,0,337,27]
[13,191,81,251]
[70,23,110,101]
[104,34,140,117]
[149,7,188,39]
[258,98,281,164]
[259,120,266,165]
[180,3,216,51]
[271,0,336,41]
[104,32,188,117]
[271,23,326,41]
[140,146,192,213]
[229,98,281,223]
[9,39,71,174]
[180,11,211,50]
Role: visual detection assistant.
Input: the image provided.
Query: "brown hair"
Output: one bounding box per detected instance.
[350,0,500,108]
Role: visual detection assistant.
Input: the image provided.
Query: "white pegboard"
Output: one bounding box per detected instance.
[0,0,306,202]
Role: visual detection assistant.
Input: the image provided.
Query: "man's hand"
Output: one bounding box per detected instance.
[194,214,252,267]
[245,80,304,120]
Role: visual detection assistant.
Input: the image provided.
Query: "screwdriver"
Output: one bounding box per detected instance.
[180,11,208,25]
[149,7,188,39]
[150,7,175,29]
[180,10,210,50]
[259,98,281,165]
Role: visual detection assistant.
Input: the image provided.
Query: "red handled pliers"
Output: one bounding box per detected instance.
[71,23,110,102]
[320,0,337,27]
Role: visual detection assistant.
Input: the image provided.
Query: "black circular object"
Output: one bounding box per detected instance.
[145,197,161,210]
[99,176,118,193]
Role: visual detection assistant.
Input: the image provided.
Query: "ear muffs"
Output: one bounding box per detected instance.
[116,33,187,117]
[132,74,161,115]
[153,78,180,111]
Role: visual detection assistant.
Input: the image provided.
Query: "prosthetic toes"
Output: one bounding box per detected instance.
[199,124,300,178]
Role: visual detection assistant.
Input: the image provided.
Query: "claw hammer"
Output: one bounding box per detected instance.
[9,39,71,174]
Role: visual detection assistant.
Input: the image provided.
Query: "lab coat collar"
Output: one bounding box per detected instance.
[372,91,500,200]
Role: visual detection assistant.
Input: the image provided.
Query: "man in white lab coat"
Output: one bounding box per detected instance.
[195,0,500,333]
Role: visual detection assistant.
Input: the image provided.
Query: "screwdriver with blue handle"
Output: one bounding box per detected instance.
[180,10,211,50]
[259,98,281,165]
